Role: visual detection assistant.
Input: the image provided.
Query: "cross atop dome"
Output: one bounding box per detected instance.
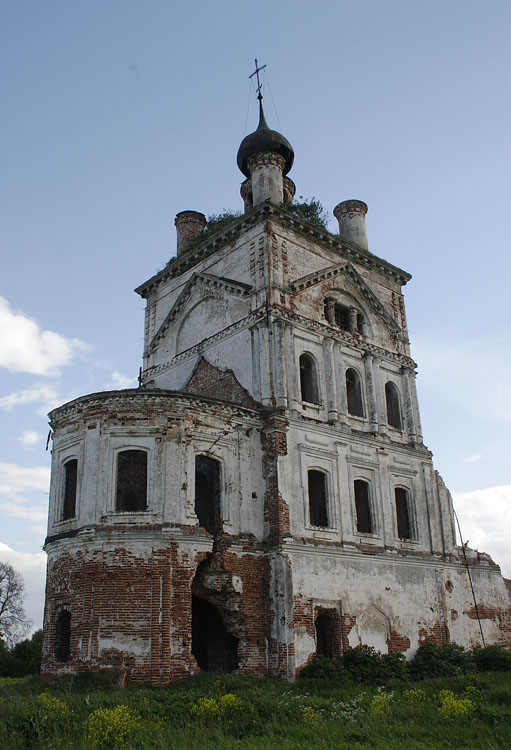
[237,61,294,181]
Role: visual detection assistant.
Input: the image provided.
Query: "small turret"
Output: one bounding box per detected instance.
[333,200,369,250]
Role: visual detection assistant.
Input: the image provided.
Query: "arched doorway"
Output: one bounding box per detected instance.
[191,596,239,672]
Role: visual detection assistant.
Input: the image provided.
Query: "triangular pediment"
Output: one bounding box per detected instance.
[290,262,401,334]
[147,273,252,354]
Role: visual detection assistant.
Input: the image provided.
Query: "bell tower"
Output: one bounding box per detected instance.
[41,72,511,684]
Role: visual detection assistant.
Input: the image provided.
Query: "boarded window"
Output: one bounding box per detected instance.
[308,470,328,527]
[385,382,402,429]
[346,368,364,417]
[299,353,320,404]
[195,456,221,534]
[335,303,350,330]
[116,450,147,512]
[354,479,372,534]
[395,487,412,539]
[62,459,77,520]
[55,610,71,662]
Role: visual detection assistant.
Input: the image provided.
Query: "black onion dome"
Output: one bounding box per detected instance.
[237,100,294,178]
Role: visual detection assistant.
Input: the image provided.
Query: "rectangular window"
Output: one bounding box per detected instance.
[195,455,221,534]
[395,487,412,539]
[62,459,77,520]
[354,479,372,534]
[308,470,329,527]
[116,450,148,512]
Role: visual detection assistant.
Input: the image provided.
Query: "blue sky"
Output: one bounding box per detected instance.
[1,0,510,631]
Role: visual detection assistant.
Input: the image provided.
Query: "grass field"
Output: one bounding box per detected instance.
[1,670,510,749]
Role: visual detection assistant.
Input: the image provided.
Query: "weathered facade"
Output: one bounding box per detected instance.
[42,100,511,682]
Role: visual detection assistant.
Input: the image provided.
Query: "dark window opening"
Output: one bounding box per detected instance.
[308,470,329,527]
[395,487,412,539]
[195,456,221,534]
[354,479,372,534]
[315,611,337,659]
[346,368,364,417]
[191,596,239,672]
[299,353,320,404]
[385,382,402,429]
[116,450,147,512]
[55,610,71,662]
[335,303,350,330]
[62,459,77,520]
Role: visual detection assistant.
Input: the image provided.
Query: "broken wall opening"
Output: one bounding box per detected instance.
[191,595,239,672]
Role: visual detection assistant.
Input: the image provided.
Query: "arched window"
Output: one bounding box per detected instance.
[62,459,77,520]
[346,368,364,417]
[55,610,71,662]
[395,487,413,539]
[385,382,402,429]
[308,470,329,527]
[299,353,320,405]
[195,456,221,534]
[354,479,372,534]
[116,450,147,512]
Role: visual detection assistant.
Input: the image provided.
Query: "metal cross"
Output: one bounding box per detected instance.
[249,58,267,100]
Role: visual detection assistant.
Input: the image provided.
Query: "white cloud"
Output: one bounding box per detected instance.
[0,296,90,376]
[463,454,482,464]
[452,485,511,578]
[111,370,137,389]
[0,383,59,411]
[18,430,44,448]
[0,463,50,498]
[0,462,49,536]
[0,543,46,631]
[0,501,47,529]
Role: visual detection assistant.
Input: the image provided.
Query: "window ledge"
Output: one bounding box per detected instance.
[104,511,157,522]
[304,525,339,535]
[398,538,419,546]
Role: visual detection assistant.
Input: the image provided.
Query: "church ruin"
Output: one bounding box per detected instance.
[41,89,511,682]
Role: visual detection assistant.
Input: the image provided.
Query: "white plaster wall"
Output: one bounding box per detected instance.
[281,421,453,556]
[288,548,509,666]
[47,395,266,541]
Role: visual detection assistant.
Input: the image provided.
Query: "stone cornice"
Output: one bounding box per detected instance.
[134,202,411,298]
[272,307,416,368]
[290,261,401,334]
[147,271,252,355]
[280,540,482,569]
[286,414,432,459]
[48,388,261,428]
[141,305,416,385]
